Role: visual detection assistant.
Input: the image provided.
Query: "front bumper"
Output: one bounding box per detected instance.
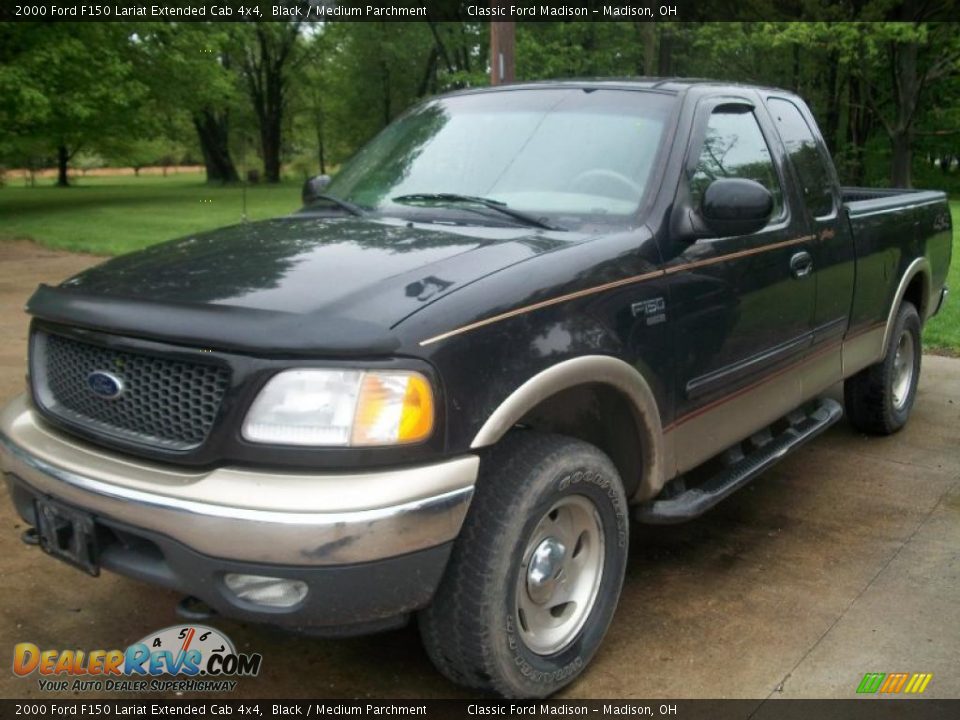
[1,395,478,632]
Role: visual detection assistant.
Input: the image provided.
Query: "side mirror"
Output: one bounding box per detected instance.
[700,178,773,237]
[302,174,331,205]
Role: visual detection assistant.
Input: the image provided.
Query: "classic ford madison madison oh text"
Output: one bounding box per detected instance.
[1,80,952,697]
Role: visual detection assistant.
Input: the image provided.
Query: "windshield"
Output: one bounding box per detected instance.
[325,88,676,227]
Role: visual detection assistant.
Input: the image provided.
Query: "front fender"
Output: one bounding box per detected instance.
[470,355,668,502]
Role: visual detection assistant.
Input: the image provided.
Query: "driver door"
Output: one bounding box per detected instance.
[665,98,817,467]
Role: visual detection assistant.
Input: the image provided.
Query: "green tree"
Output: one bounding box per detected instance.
[136,23,244,183]
[319,23,435,166]
[0,23,146,187]
[859,17,960,187]
[731,8,960,187]
[516,22,645,79]
[236,21,306,183]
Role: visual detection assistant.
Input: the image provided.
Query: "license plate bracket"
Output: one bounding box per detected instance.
[34,498,100,576]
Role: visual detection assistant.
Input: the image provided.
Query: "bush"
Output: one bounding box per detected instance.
[288,151,319,180]
[913,155,960,195]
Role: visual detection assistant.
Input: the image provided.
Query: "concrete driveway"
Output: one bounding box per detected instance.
[1,240,958,700]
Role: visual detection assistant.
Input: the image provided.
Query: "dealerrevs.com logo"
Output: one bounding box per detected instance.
[13,625,262,693]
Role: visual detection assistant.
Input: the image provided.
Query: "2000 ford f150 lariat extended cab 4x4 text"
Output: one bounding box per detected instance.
[1,80,951,697]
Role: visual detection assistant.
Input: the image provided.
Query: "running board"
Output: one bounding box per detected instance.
[636,398,843,524]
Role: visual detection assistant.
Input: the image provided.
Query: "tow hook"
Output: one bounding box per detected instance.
[176,595,218,621]
[21,527,39,546]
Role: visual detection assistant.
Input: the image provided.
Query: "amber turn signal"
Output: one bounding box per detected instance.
[351,371,434,446]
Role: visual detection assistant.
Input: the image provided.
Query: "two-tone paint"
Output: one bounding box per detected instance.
[21,80,952,504]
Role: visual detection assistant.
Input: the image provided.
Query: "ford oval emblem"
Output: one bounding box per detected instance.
[87,370,125,400]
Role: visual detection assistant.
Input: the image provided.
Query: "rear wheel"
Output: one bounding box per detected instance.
[419,432,629,698]
[844,301,922,435]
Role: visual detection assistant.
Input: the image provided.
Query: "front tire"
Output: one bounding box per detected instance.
[844,301,922,435]
[419,432,629,698]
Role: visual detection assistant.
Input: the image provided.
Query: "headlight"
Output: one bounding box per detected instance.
[241,369,434,447]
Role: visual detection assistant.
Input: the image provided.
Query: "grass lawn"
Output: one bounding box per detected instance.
[0,175,957,352]
[0,172,301,255]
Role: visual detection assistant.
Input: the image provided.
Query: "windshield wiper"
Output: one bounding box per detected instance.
[392,193,561,231]
[304,194,367,217]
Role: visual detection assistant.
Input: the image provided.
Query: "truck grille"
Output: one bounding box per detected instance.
[31,332,230,451]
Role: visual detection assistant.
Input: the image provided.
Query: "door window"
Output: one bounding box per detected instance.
[690,108,784,220]
[767,98,834,218]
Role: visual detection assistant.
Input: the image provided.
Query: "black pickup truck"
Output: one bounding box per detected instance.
[1,80,952,697]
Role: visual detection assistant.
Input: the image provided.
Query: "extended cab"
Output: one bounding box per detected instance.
[1,80,952,697]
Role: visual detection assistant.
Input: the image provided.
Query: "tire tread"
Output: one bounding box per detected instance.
[844,302,921,435]
[419,432,623,696]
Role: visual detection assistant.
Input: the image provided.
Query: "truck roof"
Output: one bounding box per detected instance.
[448,77,799,98]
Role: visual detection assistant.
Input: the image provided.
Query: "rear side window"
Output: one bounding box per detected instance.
[767,98,834,218]
[690,108,784,219]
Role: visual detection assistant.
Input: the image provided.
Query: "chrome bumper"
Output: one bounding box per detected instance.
[0,395,477,566]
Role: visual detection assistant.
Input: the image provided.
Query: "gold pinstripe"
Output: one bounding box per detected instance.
[419,234,816,346]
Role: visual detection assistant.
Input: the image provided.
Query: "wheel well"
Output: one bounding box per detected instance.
[512,383,643,498]
[903,271,928,320]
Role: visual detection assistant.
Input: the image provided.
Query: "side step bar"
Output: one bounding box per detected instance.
[636,398,843,524]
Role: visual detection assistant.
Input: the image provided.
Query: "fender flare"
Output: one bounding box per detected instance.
[470,355,667,501]
[881,257,931,352]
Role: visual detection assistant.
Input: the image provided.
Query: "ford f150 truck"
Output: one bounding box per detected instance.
[1,80,952,697]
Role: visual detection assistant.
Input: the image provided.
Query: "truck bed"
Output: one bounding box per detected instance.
[842,186,946,215]
[841,185,951,342]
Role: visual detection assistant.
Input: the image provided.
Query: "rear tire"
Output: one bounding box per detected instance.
[419,432,629,698]
[844,301,921,435]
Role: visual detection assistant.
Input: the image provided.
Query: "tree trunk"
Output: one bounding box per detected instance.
[824,53,841,153]
[193,111,239,184]
[791,44,801,93]
[846,76,863,185]
[657,28,673,76]
[890,130,913,188]
[639,23,657,75]
[56,144,69,187]
[316,120,326,175]
[257,66,284,183]
[418,46,438,97]
[381,57,392,126]
[243,25,296,185]
[888,39,919,188]
[260,114,282,183]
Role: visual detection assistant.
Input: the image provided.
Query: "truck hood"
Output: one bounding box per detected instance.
[28,215,576,355]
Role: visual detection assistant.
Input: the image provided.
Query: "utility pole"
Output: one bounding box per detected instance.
[490,16,515,86]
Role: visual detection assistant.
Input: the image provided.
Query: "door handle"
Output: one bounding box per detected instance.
[790,251,814,279]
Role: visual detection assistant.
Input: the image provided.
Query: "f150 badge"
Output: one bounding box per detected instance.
[632,297,666,325]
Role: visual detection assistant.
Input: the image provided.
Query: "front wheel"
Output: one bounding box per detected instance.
[844,301,922,435]
[419,432,629,698]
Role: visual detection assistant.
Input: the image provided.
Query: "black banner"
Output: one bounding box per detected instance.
[3,0,960,23]
[2,700,960,720]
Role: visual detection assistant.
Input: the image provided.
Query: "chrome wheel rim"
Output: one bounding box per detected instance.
[892,329,915,411]
[515,494,605,656]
